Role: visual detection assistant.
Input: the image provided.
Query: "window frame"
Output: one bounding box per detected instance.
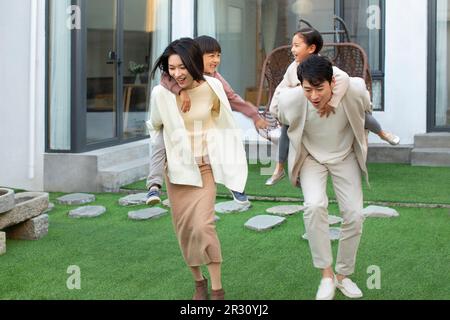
[46,0,173,153]
[427,0,450,132]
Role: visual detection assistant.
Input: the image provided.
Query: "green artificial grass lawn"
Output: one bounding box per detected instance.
[1,192,449,300]
[124,163,450,204]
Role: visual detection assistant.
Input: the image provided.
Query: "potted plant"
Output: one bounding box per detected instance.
[129,61,148,84]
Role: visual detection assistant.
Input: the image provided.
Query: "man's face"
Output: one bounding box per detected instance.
[302,78,335,109]
[203,51,221,74]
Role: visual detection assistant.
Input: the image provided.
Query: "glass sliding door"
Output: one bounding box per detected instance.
[86,0,118,144]
[84,0,171,147]
[122,0,153,139]
[48,0,72,151]
[435,0,450,128]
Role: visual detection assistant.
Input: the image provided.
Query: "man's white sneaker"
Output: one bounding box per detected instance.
[336,278,363,299]
[315,277,335,300]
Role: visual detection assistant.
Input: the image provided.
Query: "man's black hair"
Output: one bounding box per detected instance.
[297,55,333,87]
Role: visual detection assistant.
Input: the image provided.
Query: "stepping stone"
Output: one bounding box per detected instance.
[6,214,49,240]
[215,201,251,214]
[0,192,49,230]
[0,188,15,214]
[328,215,343,225]
[128,208,168,221]
[0,232,5,255]
[69,206,106,218]
[362,206,399,218]
[118,193,148,206]
[162,199,171,208]
[266,205,305,217]
[43,203,55,214]
[244,215,286,232]
[302,227,341,241]
[57,193,95,205]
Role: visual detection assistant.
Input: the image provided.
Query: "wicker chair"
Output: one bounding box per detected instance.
[256,42,372,142]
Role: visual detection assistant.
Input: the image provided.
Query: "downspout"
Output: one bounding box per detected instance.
[28,0,38,180]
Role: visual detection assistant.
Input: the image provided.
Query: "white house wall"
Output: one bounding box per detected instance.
[371,0,428,145]
[0,0,46,191]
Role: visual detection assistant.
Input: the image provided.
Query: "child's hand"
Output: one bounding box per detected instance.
[180,90,191,113]
[317,103,336,118]
[254,117,269,129]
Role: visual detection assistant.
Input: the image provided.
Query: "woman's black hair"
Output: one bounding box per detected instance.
[294,27,323,54]
[151,37,205,81]
[194,35,222,54]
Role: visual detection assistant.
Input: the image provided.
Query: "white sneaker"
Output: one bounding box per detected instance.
[336,278,363,299]
[315,277,335,300]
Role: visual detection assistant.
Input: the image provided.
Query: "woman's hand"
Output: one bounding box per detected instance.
[179,90,191,113]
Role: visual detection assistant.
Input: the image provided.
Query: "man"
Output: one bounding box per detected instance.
[277,55,370,300]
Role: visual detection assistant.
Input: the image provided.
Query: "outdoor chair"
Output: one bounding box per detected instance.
[255,42,372,142]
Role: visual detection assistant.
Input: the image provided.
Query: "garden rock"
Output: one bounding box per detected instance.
[57,193,95,205]
[244,215,286,232]
[118,193,147,206]
[266,205,305,217]
[128,208,168,221]
[302,227,342,241]
[43,203,55,214]
[215,201,251,214]
[362,206,399,218]
[6,214,49,240]
[69,206,106,218]
[0,188,15,214]
[0,192,49,230]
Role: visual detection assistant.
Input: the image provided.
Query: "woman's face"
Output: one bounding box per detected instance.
[168,54,195,89]
[291,34,316,63]
[203,51,221,74]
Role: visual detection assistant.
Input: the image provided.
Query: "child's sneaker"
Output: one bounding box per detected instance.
[146,186,161,206]
[230,190,250,206]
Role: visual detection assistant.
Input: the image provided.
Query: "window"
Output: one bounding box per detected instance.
[195,0,385,110]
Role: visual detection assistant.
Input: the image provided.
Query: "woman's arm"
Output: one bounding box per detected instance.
[146,87,163,133]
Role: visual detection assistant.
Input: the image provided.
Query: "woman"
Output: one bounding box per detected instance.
[147,38,248,300]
